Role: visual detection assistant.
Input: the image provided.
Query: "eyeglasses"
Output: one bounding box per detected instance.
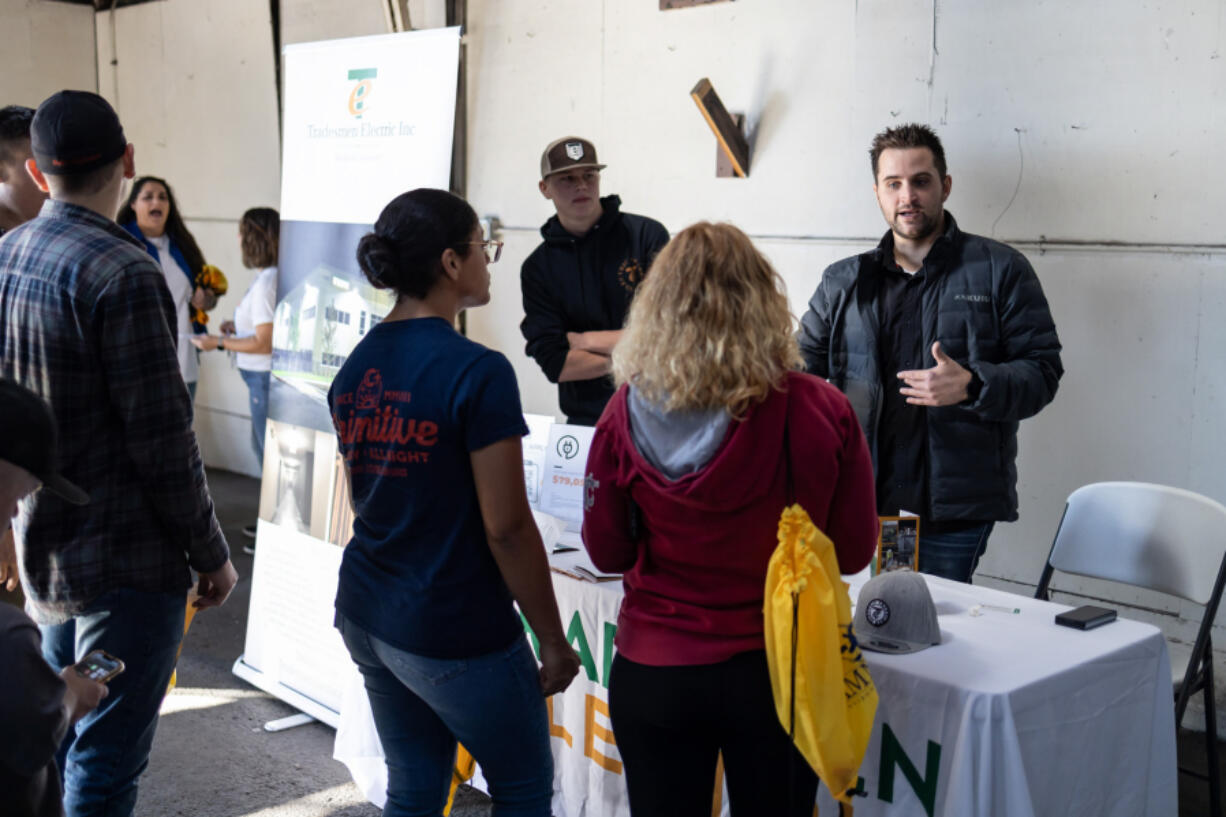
[468,240,503,264]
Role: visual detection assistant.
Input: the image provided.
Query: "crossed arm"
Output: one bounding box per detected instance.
[559,330,622,382]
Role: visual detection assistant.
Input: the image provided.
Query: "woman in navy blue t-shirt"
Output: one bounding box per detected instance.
[328,188,579,816]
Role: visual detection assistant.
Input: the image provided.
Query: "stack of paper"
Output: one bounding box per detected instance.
[547,545,621,583]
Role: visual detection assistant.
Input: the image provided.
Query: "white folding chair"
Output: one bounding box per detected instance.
[1034,482,1226,817]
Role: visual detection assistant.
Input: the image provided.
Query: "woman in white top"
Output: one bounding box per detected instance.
[193,208,277,542]
[117,176,218,399]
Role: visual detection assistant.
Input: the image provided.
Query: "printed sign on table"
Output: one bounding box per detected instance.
[538,424,596,527]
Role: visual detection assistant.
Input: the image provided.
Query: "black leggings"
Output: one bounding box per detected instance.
[608,650,819,817]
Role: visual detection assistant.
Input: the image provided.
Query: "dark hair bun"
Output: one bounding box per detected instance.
[355,189,478,300]
[356,232,396,289]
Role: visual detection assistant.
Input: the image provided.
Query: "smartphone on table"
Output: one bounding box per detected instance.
[73,649,125,683]
[1054,605,1117,631]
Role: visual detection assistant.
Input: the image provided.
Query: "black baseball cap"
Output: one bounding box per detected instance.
[0,380,88,504]
[31,90,127,176]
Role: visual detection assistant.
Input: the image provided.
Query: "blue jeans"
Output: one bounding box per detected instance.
[337,615,554,817]
[239,368,270,465]
[40,586,186,817]
[918,522,995,583]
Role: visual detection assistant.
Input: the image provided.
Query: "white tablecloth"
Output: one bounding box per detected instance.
[336,555,1177,817]
[823,574,1177,816]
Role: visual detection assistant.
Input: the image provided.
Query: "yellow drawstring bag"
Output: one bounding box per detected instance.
[764,503,877,805]
[444,744,476,815]
[165,592,200,695]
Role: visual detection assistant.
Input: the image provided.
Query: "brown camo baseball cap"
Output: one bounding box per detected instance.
[540,136,607,179]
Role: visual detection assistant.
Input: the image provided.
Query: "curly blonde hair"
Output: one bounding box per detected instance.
[612,221,801,418]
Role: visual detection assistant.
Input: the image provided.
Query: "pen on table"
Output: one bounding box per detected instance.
[978,603,1020,614]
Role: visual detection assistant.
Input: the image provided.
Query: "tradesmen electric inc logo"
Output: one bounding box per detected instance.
[347,68,377,119]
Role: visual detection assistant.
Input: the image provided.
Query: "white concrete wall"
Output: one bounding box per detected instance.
[460,0,1226,728]
[0,0,96,105]
[94,0,283,476]
[36,0,1222,726]
[280,0,388,46]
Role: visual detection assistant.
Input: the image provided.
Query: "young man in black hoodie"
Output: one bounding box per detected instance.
[520,137,668,426]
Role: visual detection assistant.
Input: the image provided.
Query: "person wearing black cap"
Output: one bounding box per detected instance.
[0,90,238,817]
[0,380,107,817]
[520,136,669,425]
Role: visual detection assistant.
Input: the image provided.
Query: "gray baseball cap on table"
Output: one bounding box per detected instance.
[854,570,941,654]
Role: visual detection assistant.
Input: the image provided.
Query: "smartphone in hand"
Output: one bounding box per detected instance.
[74,649,125,683]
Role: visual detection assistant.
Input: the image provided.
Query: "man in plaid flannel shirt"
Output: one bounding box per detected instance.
[0,90,238,817]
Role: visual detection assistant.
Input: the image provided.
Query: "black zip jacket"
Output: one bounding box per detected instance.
[520,195,669,425]
[798,213,1063,522]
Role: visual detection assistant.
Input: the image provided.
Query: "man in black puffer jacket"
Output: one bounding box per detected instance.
[799,123,1063,583]
[521,137,668,426]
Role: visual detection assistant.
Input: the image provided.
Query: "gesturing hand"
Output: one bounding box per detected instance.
[897,342,972,407]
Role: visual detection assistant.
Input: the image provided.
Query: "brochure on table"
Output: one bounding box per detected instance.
[538,423,595,527]
[522,417,615,578]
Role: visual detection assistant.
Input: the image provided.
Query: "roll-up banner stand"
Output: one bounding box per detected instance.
[232,27,462,726]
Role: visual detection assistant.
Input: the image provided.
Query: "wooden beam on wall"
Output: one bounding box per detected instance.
[448,0,466,199]
[690,78,749,177]
[383,0,411,32]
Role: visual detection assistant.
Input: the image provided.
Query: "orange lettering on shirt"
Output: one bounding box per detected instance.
[335,410,439,447]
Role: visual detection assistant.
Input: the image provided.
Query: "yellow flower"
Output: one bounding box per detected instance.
[197,264,228,296]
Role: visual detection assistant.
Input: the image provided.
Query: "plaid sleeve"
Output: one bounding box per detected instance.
[94,259,229,574]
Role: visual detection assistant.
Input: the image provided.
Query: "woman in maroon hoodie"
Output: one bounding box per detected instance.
[582,221,878,816]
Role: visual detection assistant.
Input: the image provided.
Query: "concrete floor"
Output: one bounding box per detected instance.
[135,467,493,817]
[5,466,1220,815]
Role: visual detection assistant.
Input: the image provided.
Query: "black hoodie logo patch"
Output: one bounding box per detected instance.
[618,258,647,293]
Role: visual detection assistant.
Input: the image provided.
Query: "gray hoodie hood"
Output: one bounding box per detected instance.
[626,386,731,481]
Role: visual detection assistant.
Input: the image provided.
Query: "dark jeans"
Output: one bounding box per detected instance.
[40,586,186,817]
[239,368,270,465]
[918,522,995,583]
[337,614,553,817]
[608,650,817,817]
